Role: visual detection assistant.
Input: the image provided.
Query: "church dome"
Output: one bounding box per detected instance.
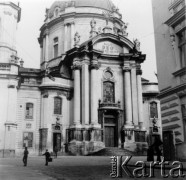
[48,0,116,18]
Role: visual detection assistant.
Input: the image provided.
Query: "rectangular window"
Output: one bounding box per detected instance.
[54,97,62,115]
[25,103,33,119]
[150,102,158,118]
[178,29,186,68]
[103,81,115,103]
[53,37,58,58]
[23,132,33,148]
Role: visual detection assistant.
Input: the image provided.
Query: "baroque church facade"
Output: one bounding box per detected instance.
[0,0,161,157]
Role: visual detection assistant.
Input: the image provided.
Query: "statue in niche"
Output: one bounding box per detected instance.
[90,18,96,31]
[74,32,80,46]
[133,38,140,52]
[56,116,60,125]
[121,23,128,36]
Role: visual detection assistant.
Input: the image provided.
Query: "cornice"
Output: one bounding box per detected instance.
[168,0,184,11]
[39,84,73,92]
[39,12,124,38]
[172,67,186,77]
[157,83,186,98]
[165,6,186,27]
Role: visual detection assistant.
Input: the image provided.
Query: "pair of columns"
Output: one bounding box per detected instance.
[123,64,143,128]
[72,60,99,127]
[64,22,75,51]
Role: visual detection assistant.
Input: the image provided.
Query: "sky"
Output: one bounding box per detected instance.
[12,0,157,82]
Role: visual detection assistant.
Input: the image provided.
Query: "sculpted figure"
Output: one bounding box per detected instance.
[133,38,140,52]
[74,32,80,46]
[90,18,96,31]
[121,23,128,36]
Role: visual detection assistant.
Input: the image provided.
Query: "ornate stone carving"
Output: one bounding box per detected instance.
[42,91,49,98]
[74,32,80,47]
[133,39,140,52]
[90,18,96,31]
[71,61,82,70]
[3,11,12,16]
[98,27,102,34]
[122,64,131,72]
[90,60,100,70]
[90,18,98,38]
[170,34,175,47]
[102,10,113,26]
[121,23,128,37]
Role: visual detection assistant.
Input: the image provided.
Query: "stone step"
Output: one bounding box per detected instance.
[87,147,137,156]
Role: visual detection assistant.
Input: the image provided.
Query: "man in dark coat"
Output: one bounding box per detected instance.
[42,149,51,166]
[23,147,29,166]
[54,146,58,158]
[153,136,163,162]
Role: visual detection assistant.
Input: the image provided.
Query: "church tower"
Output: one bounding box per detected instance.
[0,2,21,157]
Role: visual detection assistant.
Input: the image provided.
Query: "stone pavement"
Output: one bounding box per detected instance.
[0,156,186,180]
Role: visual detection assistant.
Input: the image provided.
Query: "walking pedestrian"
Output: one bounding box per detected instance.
[23,147,29,166]
[42,149,51,166]
[54,146,58,158]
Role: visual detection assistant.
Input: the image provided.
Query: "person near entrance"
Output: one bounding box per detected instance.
[23,147,29,166]
[54,146,58,158]
[42,149,51,166]
[152,136,163,162]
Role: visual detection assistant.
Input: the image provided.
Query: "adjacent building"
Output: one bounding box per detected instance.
[0,0,161,157]
[152,0,186,160]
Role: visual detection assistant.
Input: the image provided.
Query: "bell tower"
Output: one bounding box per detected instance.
[0,2,21,157]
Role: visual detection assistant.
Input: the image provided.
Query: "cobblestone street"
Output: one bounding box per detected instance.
[0,156,186,180]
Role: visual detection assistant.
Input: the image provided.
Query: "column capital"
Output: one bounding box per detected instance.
[71,61,82,70]
[123,66,131,72]
[82,59,90,65]
[136,69,142,75]
[90,61,100,70]
[44,29,49,36]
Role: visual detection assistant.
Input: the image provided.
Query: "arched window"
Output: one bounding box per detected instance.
[103,81,115,103]
[53,37,58,58]
[54,97,62,115]
[25,103,33,119]
[150,102,158,118]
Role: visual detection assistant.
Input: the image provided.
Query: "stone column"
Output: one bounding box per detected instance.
[136,65,144,128]
[82,60,89,125]
[71,22,75,48]
[64,24,67,52]
[42,37,46,62]
[72,61,81,126]
[45,29,49,62]
[131,63,139,126]
[123,67,133,127]
[90,61,99,126]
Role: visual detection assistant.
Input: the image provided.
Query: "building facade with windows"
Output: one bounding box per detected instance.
[152,0,186,160]
[0,0,161,157]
